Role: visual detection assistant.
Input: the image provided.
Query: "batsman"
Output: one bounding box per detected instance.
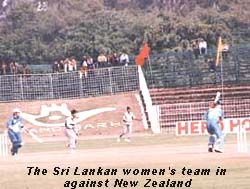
[204,92,224,153]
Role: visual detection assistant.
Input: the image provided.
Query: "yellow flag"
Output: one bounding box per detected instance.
[216,36,223,66]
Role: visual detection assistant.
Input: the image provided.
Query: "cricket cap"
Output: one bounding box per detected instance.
[13,108,21,113]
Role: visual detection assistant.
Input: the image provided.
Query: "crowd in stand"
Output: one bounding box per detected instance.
[0,51,130,76]
[0,39,230,76]
[52,51,130,76]
[0,61,30,75]
[191,38,230,72]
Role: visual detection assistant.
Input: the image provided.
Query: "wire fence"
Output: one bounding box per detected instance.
[0,66,139,102]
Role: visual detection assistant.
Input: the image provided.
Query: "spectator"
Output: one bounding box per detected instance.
[68,58,74,72]
[16,63,24,74]
[208,58,216,72]
[222,43,230,59]
[42,1,48,11]
[52,61,59,73]
[10,62,17,74]
[59,60,64,72]
[120,51,129,66]
[109,53,119,67]
[64,58,69,72]
[80,56,88,78]
[86,56,93,66]
[70,57,77,71]
[1,61,7,75]
[22,64,30,75]
[87,56,95,76]
[199,38,207,55]
[97,53,107,68]
[106,53,112,66]
[93,59,99,69]
[2,0,9,9]
[192,40,200,59]
[37,1,48,12]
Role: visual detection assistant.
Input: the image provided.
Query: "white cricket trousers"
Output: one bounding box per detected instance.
[122,123,132,138]
[65,129,77,149]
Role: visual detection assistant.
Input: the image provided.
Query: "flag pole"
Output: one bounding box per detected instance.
[220,51,224,103]
[147,55,153,87]
[216,36,224,103]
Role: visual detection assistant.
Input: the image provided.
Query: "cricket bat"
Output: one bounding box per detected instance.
[214,91,221,104]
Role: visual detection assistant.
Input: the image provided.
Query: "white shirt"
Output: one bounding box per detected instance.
[120,53,129,63]
[199,41,207,49]
[123,111,135,124]
[65,116,77,129]
[68,63,74,71]
[82,61,87,67]
[7,116,24,133]
[11,122,23,133]
[222,44,229,52]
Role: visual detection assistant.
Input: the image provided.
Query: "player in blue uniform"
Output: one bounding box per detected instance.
[6,108,24,156]
[204,101,224,153]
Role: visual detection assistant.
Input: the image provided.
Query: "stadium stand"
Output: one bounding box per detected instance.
[1,45,250,134]
[145,45,250,133]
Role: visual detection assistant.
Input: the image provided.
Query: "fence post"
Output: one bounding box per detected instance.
[19,75,24,100]
[108,68,113,95]
[50,73,54,99]
[79,72,83,98]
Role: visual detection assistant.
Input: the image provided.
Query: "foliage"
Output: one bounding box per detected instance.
[0,0,249,64]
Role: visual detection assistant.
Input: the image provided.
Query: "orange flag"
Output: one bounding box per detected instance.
[135,42,149,66]
[135,55,145,66]
[216,36,223,66]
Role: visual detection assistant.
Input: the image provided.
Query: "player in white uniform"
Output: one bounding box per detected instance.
[65,109,78,153]
[117,106,138,142]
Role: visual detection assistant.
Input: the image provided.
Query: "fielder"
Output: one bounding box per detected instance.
[117,106,140,142]
[6,108,24,156]
[65,109,78,153]
[204,101,224,153]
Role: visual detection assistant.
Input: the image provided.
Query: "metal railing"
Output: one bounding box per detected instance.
[0,66,139,102]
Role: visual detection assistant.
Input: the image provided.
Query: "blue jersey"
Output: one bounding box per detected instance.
[6,116,23,133]
[205,106,223,124]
